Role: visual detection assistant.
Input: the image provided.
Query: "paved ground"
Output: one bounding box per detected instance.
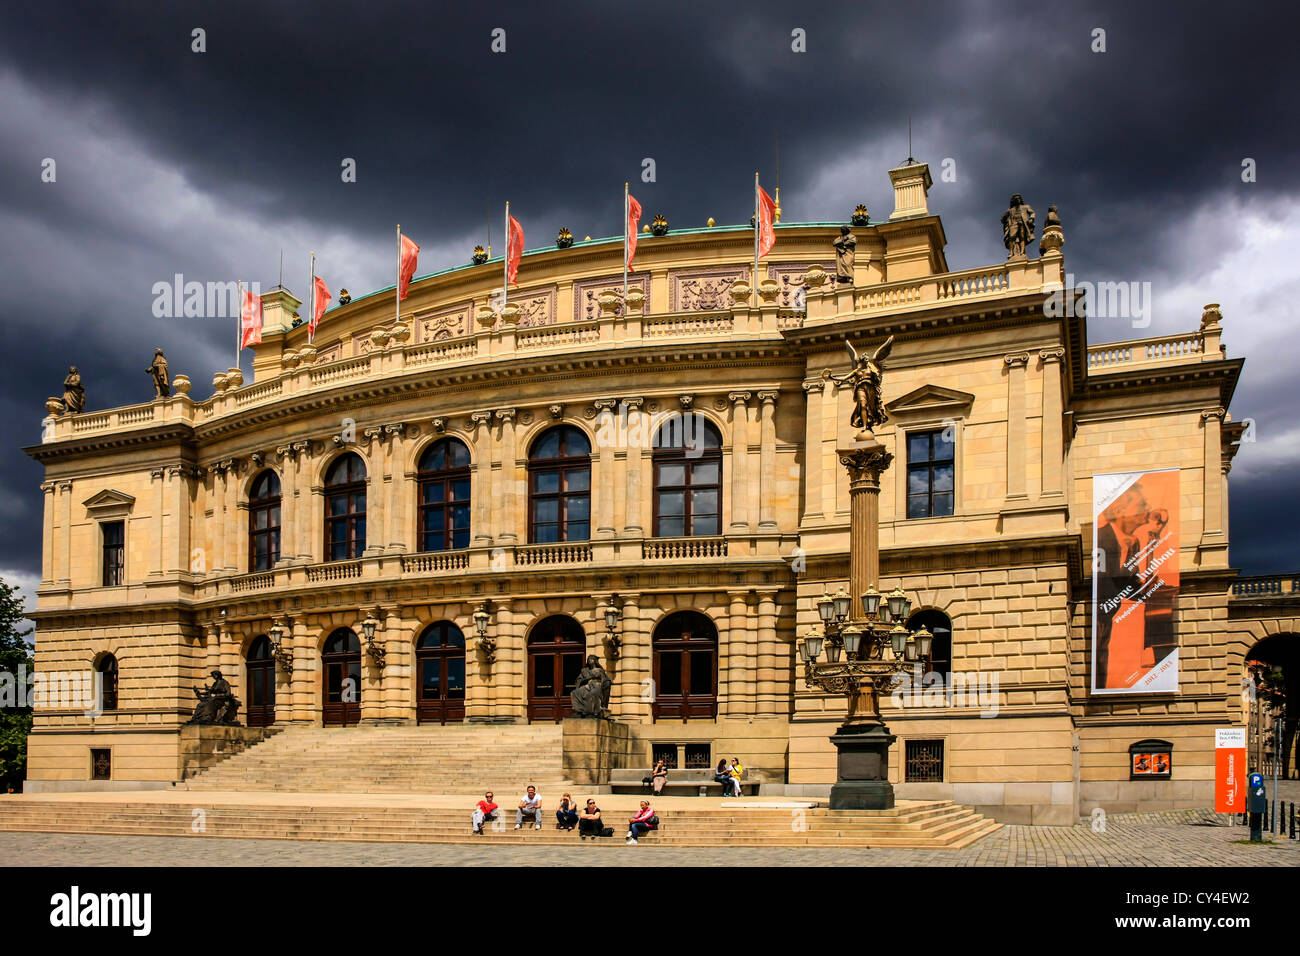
[3,809,1297,866]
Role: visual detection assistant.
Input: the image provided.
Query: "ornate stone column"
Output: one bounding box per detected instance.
[56,480,73,586]
[1038,348,1066,498]
[757,391,779,530]
[756,588,779,715]
[619,592,650,719]
[593,399,618,538]
[1202,407,1227,537]
[1004,352,1030,501]
[838,442,894,599]
[623,398,645,535]
[207,463,226,575]
[225,459,243,572]
[728,392,751,531]
[471,411,494,544]
[150,468,165,575]
[800,380,824,524]
[383,424,409,552]
[40,481,55,585]
[288,441,310,562]
[166,465,193,575]
[723,590,749,717]
[496,409,518,544]
[275,444,297,564]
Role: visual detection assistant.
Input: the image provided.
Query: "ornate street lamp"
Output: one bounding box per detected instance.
[601,599,622,660]
[473,602,496,664]
[362,612,385,670]
[268,620,294,674]
[801,333,929,810]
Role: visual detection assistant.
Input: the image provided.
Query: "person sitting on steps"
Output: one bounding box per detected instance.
[578,798,604,839]
[471,791,498,835]
[516,785,543,830]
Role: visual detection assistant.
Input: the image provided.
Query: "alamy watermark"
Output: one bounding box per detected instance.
[889,665,1000,717]
[1,665,103,717]
[1044,273,1151,329]
[151,275,261,319]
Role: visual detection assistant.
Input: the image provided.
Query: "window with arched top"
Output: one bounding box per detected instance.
[248,470,282,571]
[906,609,952,679]
[652,417,722,537]
[528,426,591,543]
[246,635,275,727]
[324,453,366,561]
[418,439,472,552]
[526,615,587,722]
[652,610,718,719]
[97,654,118,711]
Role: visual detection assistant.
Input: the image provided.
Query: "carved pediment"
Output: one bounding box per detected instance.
[885,384,975,418]
[82,489,136,517]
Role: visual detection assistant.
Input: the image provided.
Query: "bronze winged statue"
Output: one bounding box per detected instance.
[825,336,893,440]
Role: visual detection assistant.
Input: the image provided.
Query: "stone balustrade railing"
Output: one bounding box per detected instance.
[1230,575,1300,598]
[42,253,1213,444]
[1087,332,1210,372]
[642,537,728,560]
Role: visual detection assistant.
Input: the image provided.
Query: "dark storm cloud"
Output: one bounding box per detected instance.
[1,0,1297,585]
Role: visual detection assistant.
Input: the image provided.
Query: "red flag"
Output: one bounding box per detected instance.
[507,214,524,287]
[311,275,331,337]
[757,185,777,259]
[626,193,643,273]
[240,289,263,348]
[398,233,420,300]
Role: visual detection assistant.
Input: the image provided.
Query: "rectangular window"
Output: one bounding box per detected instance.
[906,430,955,518]
[904,739,945,782]
[683,744,712,769]
[91,748,112,780]
[652,744,679,769]
[101,521,124,586]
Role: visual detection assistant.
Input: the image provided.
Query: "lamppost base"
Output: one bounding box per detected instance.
[828,722,896,810]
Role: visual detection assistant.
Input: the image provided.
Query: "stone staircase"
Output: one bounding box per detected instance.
[0,797,1002,848]
[183,724,572,795]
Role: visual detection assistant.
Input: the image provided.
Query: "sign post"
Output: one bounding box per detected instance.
[1214,728,1247,817]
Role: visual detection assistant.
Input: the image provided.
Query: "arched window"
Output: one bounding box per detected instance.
[248,470,281,571]
[527,615,587,722]
[652,611,718,719]
[246,635,276,727]
[322,627,362,726]
[324,453,366,561]
[652,416,722,537]
[97,654,118,711]
[528,426,591,543]
[418,439,471,551]
[416,621,467,724]
[907,609,952,679]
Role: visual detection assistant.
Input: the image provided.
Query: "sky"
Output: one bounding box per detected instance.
[1,0,1298,620]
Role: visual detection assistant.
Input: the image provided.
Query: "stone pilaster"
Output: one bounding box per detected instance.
[40,481,55,585]
[496,409,518,543]
[800,380,824,523]
[728,392,751,530]
[593,399,618,538]
[622,398,645,535]
[471,411,494,544]
[757,391,779,529]
[1038,348,1066,499]
[1004,353,1030,501]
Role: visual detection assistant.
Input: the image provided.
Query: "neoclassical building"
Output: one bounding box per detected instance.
[23,161,1274,822]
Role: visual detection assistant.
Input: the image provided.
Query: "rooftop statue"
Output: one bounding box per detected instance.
[1001,194,1035,259]
[147,349,170,399]
[832,226,857,283]
[62,366,85,414]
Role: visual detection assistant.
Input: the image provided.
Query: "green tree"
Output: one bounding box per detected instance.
[0,577,34,792]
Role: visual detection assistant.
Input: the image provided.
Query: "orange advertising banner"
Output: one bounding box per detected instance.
[1090,468,1180,693]
[1215,728,1247,813]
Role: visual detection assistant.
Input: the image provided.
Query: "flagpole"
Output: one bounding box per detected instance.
[623,182,629,301]
[309,252,316,346]
[753,172,760,308]
[504,201,510,310]
[236,279,242,370]
[396,224,403,326]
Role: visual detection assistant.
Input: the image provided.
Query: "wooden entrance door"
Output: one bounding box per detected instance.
[416,621,466,724]
[652,610,718,720]
[527,615,586,723]
[322,628,362,726]
[246,635,276,727]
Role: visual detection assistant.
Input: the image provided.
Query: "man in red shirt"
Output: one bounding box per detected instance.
[471,791,498,834]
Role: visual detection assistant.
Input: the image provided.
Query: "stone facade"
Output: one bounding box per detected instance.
[22,162,1280,821]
